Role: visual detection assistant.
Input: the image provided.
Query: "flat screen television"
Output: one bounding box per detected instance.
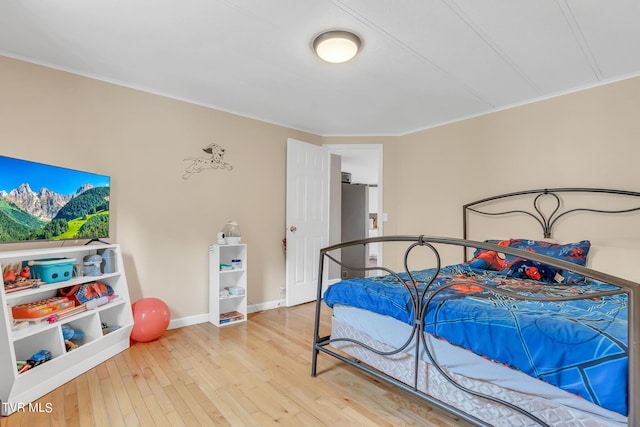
[0,155,110,243]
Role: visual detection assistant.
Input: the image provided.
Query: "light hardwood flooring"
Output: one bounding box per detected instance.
[2,302,472,426]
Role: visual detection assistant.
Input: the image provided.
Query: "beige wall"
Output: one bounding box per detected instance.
[2,55,640,319]
[0,56,320,319]
[327,77,640,266]
[396,76,640,239]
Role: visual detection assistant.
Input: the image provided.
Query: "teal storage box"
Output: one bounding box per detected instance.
[28,258,75,283]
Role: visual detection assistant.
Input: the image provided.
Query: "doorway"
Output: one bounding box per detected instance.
[324,144,384,271]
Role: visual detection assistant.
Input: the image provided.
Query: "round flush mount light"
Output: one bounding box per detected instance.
[313,30,361,63]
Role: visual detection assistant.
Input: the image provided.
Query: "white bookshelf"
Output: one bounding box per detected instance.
[0,244,133,415]
[208,244,247,327]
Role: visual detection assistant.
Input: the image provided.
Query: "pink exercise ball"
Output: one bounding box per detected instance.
[130,298,170,343]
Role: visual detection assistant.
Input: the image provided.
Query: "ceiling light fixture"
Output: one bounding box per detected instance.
[313,30,361,64]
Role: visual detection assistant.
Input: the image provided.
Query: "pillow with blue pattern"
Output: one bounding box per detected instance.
[499,239,591,284]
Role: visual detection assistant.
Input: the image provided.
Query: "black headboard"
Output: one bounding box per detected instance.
[462,188,640,258]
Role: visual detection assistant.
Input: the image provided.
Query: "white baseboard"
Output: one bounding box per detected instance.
[248,298,285,313]
[166,298,286,330]
[167,313,208,330]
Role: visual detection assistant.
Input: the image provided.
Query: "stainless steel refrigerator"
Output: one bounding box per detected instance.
[341,183,369,279]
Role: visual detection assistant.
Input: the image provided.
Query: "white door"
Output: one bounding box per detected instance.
[285,138,328,306]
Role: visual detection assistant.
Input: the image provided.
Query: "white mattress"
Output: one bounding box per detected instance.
[332,304,627,426]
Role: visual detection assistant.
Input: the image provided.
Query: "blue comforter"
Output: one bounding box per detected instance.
[323,264,628,416]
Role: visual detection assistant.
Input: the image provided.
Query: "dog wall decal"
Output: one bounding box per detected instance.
[183,143,233,179]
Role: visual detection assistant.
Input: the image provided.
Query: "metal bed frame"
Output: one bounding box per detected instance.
[311,188,640,426]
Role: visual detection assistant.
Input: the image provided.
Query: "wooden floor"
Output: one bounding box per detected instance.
[2,302,472,427]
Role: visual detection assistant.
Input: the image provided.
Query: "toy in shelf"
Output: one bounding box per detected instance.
[17,349,52,374]
[11,297,75,321]
[101,321,121,335]
[3,268,16,282]
[27,258,75,284]
[3,278,42,294]
[3,266,32,282]
[62,325,84,351]
[19,266,31,278]
[46,304,88,324]
[2,265,43,293]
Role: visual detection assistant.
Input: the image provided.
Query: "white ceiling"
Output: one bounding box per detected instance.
[1,0,639,136]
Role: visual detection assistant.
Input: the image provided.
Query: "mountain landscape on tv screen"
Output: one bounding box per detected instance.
[0,183,109,242]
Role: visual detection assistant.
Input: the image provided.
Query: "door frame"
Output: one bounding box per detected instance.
[323,144,384,268]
